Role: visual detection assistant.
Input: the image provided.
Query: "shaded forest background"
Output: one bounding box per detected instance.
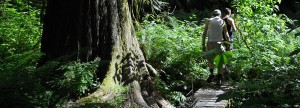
[1,0,300,107]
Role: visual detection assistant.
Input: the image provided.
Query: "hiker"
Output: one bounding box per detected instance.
[222,8,237,51]
[222,8,237,77]
[202,9,230,86]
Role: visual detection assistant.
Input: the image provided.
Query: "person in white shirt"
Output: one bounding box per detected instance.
[202,9,230,86]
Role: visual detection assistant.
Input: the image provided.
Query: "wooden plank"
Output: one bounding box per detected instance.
[192,86,229,108]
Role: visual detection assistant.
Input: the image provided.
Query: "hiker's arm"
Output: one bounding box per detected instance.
[229,18,237,32]
[223,26,230,41]
[202,20,209,51]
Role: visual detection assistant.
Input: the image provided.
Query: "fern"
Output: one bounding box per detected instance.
[49,58,101,97]
[288,27,300,38]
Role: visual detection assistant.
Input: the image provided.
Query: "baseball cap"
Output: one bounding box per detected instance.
[213,9,221,16]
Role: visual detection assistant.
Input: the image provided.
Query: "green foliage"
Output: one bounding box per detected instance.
[214,0,300,107]
[0,51,51,107]
[138,0,300,107]
[49,58,101,97]
[226,0,299,80]
[213,51,233,69]
[218,65,300,107]
[288,26,300,38]
[137,14,207,105]
[0,1,102,107]
[0,1,41,56]
[0,1,45,107]
[167,91,187,105]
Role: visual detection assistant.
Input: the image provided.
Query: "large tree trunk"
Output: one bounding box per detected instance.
[41,0,173,107]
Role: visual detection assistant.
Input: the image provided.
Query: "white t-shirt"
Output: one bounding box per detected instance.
[207,17,225,42]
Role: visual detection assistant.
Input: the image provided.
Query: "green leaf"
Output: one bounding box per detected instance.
[213,51,233,69]
[200,48,218,58]
[146,63,158,76]
[213,54,222,68]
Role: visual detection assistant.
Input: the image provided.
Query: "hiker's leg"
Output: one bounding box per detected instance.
[223,65,229,74]
[207,41,217,73]
[206,42,219,83]
[216,65,224,86]
[206,59,215,83]
[208,59,214,74]
[217,65,224,75]
[230,36,234,50]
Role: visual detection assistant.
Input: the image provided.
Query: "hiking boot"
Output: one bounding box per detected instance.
[216,74,223,86]
[206,74,215,83]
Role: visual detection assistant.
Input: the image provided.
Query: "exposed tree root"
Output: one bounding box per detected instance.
[77,58,174,107]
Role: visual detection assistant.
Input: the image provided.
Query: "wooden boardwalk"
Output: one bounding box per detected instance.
[190,85,231,108]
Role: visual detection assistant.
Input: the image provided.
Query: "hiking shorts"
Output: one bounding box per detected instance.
[206,41,225,60]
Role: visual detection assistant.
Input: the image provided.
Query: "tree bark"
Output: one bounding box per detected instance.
[41,0,174,107]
